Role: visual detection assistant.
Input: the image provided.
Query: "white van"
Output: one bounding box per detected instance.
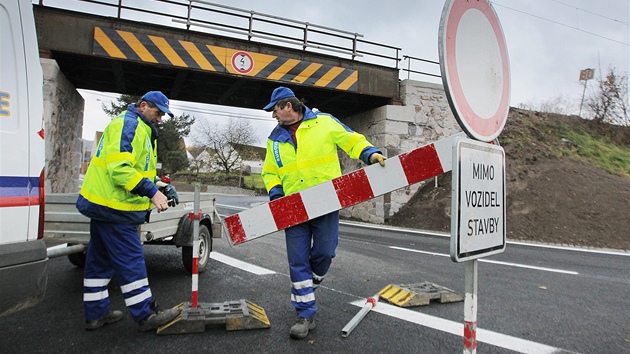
[0,0,48,317]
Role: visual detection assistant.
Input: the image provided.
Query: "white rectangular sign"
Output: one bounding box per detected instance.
[451,138,506,262]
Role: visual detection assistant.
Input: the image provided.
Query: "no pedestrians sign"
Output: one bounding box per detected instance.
[450,138,506,262]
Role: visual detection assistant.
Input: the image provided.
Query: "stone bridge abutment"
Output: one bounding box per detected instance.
[340,79,461,224]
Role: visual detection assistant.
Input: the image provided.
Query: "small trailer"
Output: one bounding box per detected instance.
[44,192,222,274]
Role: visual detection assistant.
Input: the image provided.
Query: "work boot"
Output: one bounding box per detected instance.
[289,317,315,339]
[85,310,124,331]
[138,308,181,332]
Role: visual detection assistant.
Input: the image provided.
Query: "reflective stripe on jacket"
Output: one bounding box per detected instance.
[262,108,377,196]
[77,105,158,224]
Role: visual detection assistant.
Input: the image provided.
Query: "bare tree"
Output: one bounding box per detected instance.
[587,67,629,126]
[193,117,259,174]
[188,159,207,175]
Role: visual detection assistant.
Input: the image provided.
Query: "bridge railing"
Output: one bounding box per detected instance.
[35,0,404,69]
[401,55,442,80]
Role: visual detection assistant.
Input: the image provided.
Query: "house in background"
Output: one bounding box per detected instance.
[186,143,265,174]
[232,143,266,174]
[187,145,214,173]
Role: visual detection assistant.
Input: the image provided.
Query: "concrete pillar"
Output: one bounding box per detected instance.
[41,58,84,193]
[339,79,461,224]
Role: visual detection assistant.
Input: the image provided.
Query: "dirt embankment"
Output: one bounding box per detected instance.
[388,109,630,251]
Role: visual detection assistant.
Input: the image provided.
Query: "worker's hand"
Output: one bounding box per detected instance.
[164,185,179,207]
[151,191,169,212]
[369,153,386,167]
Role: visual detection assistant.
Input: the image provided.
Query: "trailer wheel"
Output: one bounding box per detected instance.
[182,224,211,274]
[67,245,86,268]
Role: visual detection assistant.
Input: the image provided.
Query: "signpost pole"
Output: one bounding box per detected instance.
[579,79,588,118]
[463,260,478,354]
[439,0,509,351]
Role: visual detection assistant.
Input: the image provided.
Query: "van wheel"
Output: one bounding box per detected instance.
[67,246,86,268]
[182,225,212,274]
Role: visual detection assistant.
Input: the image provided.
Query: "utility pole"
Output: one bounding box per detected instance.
[579,68,594,118]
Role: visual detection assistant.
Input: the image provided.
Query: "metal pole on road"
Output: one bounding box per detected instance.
[191,183,201,308]
[341,293,379,337]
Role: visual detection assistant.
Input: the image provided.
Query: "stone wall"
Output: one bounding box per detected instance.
[41,58,84,193]
[339,79,461,223]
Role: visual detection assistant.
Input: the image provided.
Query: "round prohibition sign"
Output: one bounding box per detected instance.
[231,51,254,74]
[438,0,511,142]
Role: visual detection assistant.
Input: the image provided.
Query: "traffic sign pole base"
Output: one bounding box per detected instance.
[378,282,463,307]
[156,300,271,335]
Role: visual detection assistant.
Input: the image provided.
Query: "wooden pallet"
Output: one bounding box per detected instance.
[379,282,463,307]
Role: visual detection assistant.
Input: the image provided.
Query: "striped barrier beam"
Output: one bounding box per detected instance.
[224,133,465,245]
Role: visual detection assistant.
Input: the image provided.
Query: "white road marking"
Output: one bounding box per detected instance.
[210,252,276,275]
[480,258,578,275]
[350,300,573,354]
[210,243,573,353]
[507,240,630,256]
[389,246,449,258]
[389,246,578,275]
[214,203,589,353]
[339,220,629,256]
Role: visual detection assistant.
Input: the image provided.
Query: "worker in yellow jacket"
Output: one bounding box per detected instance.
[261,86,386,339]
[76,91,180,332]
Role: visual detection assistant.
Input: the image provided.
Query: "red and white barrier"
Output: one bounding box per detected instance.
[189,184,202,308]
[189,210,200,308]
[463,260,478,353]
[224,133,463,245]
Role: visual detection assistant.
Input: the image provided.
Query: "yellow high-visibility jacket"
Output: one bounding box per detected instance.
[262,108,380,200]
[76,105,159,224]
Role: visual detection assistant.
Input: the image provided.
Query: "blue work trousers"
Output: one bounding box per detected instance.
[83,219,153,323]
[285,211,339,319]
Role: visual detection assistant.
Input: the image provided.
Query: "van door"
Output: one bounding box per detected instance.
[0,0,48,317]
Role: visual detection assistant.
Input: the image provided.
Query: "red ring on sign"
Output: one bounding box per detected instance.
[442,0,510,142]
[231,51,254,74]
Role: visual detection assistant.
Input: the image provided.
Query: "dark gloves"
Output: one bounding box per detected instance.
[164,184,179,207]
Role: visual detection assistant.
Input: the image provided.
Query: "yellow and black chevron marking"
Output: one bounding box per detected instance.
[93,27,358,91]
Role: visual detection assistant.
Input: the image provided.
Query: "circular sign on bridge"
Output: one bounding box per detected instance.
[231,51,254,74]
[438,0,510,142]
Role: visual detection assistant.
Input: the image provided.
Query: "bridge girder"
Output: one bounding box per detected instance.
[34,5,399,118]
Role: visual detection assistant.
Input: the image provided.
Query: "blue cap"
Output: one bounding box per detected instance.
[142,91,174,118]
[263,86,295,112]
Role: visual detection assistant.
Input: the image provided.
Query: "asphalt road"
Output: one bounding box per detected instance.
[1,196,628,353]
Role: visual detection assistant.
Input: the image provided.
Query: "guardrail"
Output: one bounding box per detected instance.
[402,55,441,80]
[35,0,442,81]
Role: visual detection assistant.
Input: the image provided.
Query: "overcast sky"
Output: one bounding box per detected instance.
[79,0,629,144]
